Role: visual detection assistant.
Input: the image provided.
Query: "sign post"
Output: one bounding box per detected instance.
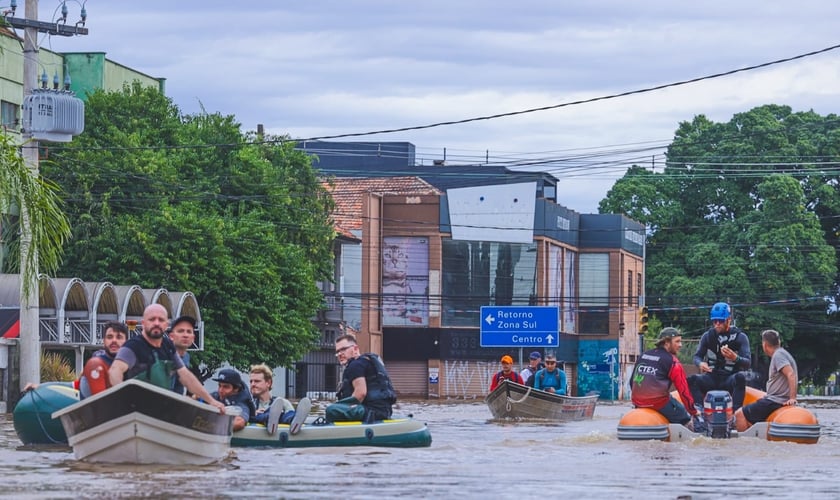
[479,306,559,348]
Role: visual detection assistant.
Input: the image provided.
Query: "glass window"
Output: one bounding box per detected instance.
[579,253,609,334]
[442,240,536,327]
[1,101,19,129]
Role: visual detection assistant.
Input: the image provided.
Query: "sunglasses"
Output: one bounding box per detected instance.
[335,344,355,356]
[546,361,557,364]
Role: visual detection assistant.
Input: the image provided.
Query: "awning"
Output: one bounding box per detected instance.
[0,309,20,338]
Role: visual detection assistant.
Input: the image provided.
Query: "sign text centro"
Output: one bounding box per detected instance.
[479,306,559,348]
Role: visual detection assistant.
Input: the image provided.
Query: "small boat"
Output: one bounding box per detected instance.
[232,416,432,448]
[14,382,79,445]
[617,386,820,444]
[484,379,598,421]
[52,379,235,464]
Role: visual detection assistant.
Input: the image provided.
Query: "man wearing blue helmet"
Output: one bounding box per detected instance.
[688,302,751,415]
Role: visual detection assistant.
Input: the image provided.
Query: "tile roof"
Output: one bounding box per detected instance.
[323,176,440,234]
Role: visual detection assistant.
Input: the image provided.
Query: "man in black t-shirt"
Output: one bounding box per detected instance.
[327,333,397,423]
[109,303,224,413]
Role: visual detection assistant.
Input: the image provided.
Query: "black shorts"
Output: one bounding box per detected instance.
[742,397,783,424]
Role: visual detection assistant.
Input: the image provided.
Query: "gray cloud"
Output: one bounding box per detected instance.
[41,1,840,212]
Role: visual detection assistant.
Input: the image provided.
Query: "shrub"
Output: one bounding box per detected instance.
[40,351,76,381]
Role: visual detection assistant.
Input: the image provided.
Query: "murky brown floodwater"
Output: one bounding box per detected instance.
[1,398,838,499]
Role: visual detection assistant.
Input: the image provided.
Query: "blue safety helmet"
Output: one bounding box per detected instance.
[710,302,731,321]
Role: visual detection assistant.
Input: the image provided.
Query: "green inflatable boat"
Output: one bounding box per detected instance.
[14,383,432,449]
[13,382,79,445]
[232,417,432,448]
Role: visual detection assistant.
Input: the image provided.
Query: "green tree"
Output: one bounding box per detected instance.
[601,105,840,380]
[43,83,334,370]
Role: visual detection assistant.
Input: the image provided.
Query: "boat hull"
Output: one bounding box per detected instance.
[617,387,820,444]
[484,379,598,421]
[232,417,432,448]
[52,379,234,464]
[65,411,232,465]
[13,382,79,445]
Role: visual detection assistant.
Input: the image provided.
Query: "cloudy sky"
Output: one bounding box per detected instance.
[39,1,840,213]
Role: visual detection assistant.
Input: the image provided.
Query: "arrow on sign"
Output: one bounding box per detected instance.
[484,314,495,326]
[546,334,554,344]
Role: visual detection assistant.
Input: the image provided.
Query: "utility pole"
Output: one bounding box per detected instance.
[8,0,88,389]
[18,0,42,391]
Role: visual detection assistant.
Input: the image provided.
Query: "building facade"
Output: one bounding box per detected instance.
[0,28,164,135]
[307,142,646,400]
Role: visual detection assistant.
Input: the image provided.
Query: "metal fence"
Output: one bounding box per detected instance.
[287,360,341,401]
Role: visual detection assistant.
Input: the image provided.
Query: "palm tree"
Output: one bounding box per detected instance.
[0,132,71,295]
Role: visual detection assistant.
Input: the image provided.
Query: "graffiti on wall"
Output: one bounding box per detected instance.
[443,359,497,399]
[578,339,619,400]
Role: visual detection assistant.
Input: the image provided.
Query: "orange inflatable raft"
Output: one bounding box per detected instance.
[617,386,820,444]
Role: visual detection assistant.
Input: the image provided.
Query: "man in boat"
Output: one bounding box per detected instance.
[520,351,544,387]
[326,333,397,424]
[631,327,698,427]
[249,363,311,435]
[24,321,129,398]
[168,315,196,395]
[533,353,566,395]
[733,329,798,432]
[688,302,752,412]
[210,368,255,431]
[78,321,129,399]
[489,355,524,391]
[108,303,225,414]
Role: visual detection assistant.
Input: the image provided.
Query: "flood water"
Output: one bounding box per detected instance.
[1,397,838,499]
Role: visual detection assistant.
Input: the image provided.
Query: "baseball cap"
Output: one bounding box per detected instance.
[212,368,245,390]
[500,355,514,364]
[170,315,196,329]
[529,351,542,360]
[657,327,681,345]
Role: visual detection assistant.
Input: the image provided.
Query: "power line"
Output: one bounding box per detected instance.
[294,43,840,141]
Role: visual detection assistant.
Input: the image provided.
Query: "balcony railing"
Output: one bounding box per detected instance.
[318,293,344,323]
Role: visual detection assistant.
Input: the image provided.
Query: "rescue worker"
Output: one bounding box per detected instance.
[688,302,751,411]
[327,333,397,423]
[631,327,698,427]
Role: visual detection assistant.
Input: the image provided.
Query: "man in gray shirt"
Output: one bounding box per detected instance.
[734,329,798,431]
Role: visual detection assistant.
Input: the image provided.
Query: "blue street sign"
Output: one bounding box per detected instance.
[479,306,559,347]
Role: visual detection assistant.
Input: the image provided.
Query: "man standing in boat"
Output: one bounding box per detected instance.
[327,334,397,423]
[688,302,751,412]
[489,355,524,391]
[108,303,225,414]
[631,327,698,427]
[168,315,196,395]
[733,329,798,432]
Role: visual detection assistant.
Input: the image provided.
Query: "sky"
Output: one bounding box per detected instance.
[37,1,840,214]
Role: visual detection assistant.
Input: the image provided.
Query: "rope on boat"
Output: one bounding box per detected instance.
[28,387,67,445]
[505,386,532,411]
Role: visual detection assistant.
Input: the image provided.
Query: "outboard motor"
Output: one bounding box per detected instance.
[703,390,734,438]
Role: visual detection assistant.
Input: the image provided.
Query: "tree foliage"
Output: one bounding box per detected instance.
[0,133,71,296]
[42,82,335,370]
[600,105,840,381]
